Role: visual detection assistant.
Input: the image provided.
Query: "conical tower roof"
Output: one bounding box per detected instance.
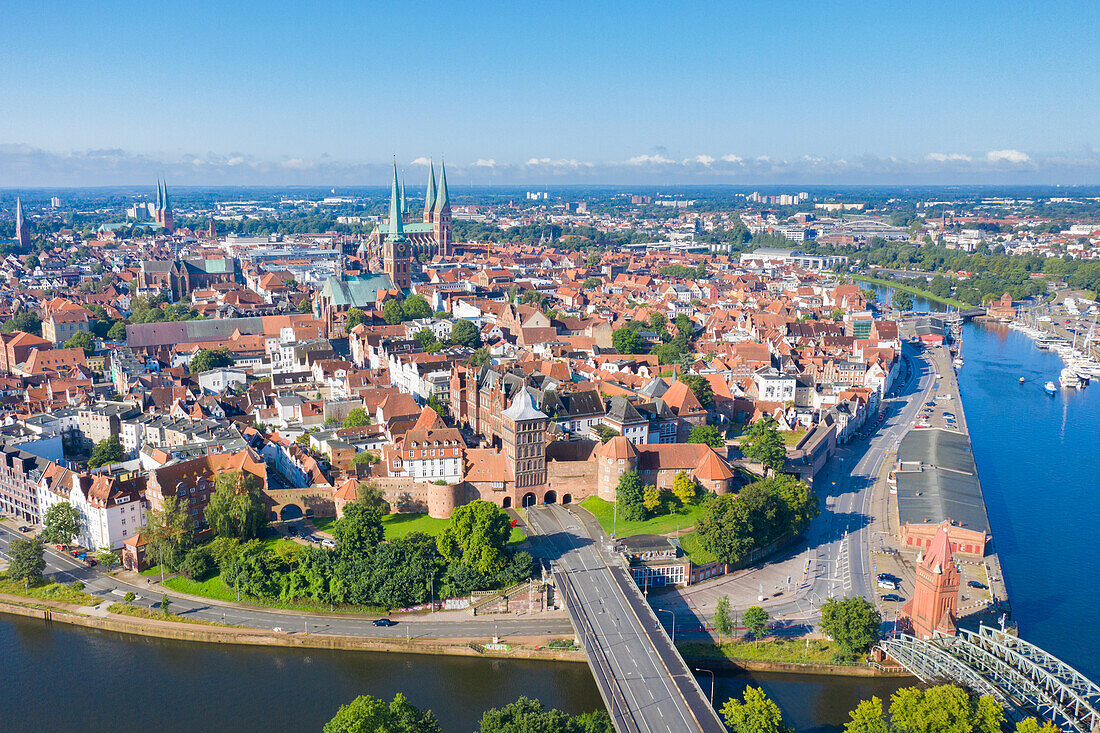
[424,160,437,212]
[155,180,163,212]
[15,197,23,229]
[386,161,405,241]
[434,159,450,213]
[400,176,407,216]
[162,180,170,212]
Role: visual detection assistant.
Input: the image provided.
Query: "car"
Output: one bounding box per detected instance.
[70,549,81,557]
[967,580,988,590]
[925,401,936,407]
[85,559,97,567]
[55,544,65,551]
[880,594,905,603]
[876,573,898,582]
[321,538,336,549]
[943,412,956,418]
[877,579,899,590]
[372,618,395,627]
[17,525,31,533]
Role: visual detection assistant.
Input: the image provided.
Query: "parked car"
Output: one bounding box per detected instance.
[967,580,988,590]
[321,538,336,549]
[880,594,905,603]
[85,559,97,567]
[372,618,395,627]
[17,525,31,533]
[877,579,899,590]
[55,544,65,551]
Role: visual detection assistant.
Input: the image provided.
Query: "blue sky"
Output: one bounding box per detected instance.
[3,0,1099,185]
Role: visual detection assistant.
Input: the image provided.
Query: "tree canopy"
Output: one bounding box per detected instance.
[450,319,482,349]
[42,501,82,545]
[678,375,714,408]
[688,424,723,448]
[721,686,791,733]
[740,415,786,473]
[612,327,645,355]
[189,346,235,374]
[205,470,267,539]
[695,474,818,564]
[437,500,512,575]
[88,436,125,468]
[331,503,384,558]
[477,697,613,733]
[820,596,882,658]
[8,538,46,584]
[323,693,440,733]
[615,470,646,521]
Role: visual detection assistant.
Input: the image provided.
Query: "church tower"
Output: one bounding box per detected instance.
[383,162,411,290]
[155,179,174,233]
[900,522,961,639]
[501,389,548,502]
[423,160,437,225]
[15,197,31,248]
[432,160,453,256]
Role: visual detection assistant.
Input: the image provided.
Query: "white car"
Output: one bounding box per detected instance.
[321,538,336,549]
[877,579,898,590]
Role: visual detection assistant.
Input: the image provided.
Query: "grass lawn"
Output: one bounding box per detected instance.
[309,516,336,533]
[0,574,102,606]
[381,512,526,546]
[140,565,168,577]
[581,496,705,537]
[677,531,717,565]
[680,638,851,665]
[107,602,237,627]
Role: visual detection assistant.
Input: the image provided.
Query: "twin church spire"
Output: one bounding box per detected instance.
[388,158,450,238]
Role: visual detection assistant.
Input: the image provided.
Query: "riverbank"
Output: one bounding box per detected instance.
[679,640,913,678]
[852,274,968,309]
[0,593,588,663]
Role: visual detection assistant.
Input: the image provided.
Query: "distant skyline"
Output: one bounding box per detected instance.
[4,1,1099,186]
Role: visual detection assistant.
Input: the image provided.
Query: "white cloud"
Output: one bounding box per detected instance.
[473,158,497,168]
[986,149,1031,164]
[226,156,245,166]
[527,157,551,165]
[410,157,431,166]
[278,158,316,170]
[626,154,674,165]
[927,153,972,162]
[721,154,743,163]
[684,155,715,166]
[191,158,206,166]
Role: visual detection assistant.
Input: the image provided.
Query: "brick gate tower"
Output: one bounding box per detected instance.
[900,521,961,639]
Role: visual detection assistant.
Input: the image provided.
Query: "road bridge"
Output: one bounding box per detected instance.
[527,505,726,733]
[879,626,1100,733]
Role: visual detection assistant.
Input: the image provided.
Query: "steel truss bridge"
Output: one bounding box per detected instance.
[878,626,1100,733]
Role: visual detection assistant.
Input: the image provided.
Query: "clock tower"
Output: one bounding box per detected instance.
[383,161,411,290]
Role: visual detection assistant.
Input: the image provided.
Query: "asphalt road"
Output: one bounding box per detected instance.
[0,524,575,639]
[650,341,938,629]
[527,505,725,733]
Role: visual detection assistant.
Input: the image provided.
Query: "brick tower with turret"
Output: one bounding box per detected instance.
[900,521,961,639]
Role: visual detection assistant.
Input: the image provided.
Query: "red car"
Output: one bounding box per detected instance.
[85,559,97,567]
[55,544,65,551]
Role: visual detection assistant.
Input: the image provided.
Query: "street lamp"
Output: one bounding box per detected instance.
[657,608,676,643]
[695,668,715,704]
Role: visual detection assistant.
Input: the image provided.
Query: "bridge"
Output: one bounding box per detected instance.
[879,626,1100,733]
[527,505,726,733]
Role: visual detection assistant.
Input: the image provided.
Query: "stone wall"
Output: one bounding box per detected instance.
[547,457,596,505]
[370,476,464,519]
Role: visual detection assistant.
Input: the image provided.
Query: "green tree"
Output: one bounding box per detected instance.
[355,482,391,514]
[721,686,791,733]
[741,415,786,473]
[343,307,366,331]
[402,294,432,320]
[648,311,667,332]
[298,298,313,314]
[466,346,491,366]
[414,328,440,351]
[180,547,215,580]
[41,501,82,544]
[332,502,384,558]
[64,330,96,356]
[189,346,235,374]
[615,470,647,522]
[743,605,769,640]
[477,696,612,733]
[343,407,369,429]
[123,591,135,605]
[585,251,602,268]
[23,254,39,270]
[688,424,723,448]
[1,309,42,336]
[820,596,882,658]
[671,470,697,505]
[642,484,661,512]
[843,697,890,733]
[678,374,714,409]
[88,436,125,468]
[351,451,378,468]
[427,395,447,419]
[8,538,45,585]
[205,470,267,539]
[1014,719,1061,733]
[324,693,441,733]
[160,593,171,615]
[383,299,405,325]
[888,685,1004,733]
[96,551,119,572]
[437,500,512,575]
[582,276,601,290]
[107,320,127,341]
[612,327,644,354]
[892,291,914,311]
[141,495,194,577]
[713,594,734,641]
[449,318,483,348]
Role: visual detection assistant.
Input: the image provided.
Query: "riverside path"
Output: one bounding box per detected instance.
[526,504,726,733]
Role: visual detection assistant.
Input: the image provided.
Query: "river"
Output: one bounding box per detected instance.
[2,290,1096,731]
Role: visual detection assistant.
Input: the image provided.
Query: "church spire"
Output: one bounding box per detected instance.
[424,159,437,215]
[162,179,171,213]
[400,175,407,217]
[15,197,30,248]
[387,160,405,241]
[434,159,450,213]
[155,180,163,212]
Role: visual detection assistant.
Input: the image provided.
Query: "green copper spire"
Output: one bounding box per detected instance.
[155,180,163,212]
[424,159,437,213]
[387,160,405,241]
[162,179,170,212]
[400,175,407,216]
[434,159,450,213]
